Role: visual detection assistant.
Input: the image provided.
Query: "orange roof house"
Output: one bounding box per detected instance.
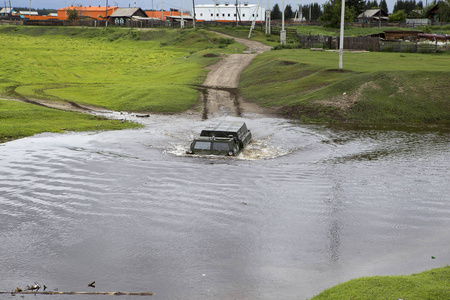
[145,10,190,21]
[57,5,118,20]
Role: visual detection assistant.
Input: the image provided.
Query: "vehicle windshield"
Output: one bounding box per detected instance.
[212,142,230,151]
[193,141,211,150]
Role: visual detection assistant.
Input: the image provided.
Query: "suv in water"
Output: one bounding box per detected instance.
[187,122,252,156]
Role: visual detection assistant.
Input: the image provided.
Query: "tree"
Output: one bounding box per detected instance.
[302,2,323,20]
[389,9,407,21]
[393,0,421,14]
[66,7,79,20]
[365,0,379,9]
[347,0,366,15]
[319,0,355,27]
[438,0,450,22]
[285,4,294,20]
[271,4,282,20]
[380,0,389,13]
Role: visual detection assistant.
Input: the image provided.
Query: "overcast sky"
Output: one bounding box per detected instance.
[7,0,397,14]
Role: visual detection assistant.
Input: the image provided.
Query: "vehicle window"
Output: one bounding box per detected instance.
[193,141,211,150]
[212,142,230,151]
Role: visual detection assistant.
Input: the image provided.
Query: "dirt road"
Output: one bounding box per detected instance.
[199,34,272,119]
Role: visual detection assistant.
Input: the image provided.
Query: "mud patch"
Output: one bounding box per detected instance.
[203,53,220,58]
[315,81,379,110]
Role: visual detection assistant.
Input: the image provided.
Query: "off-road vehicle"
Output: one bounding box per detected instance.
[187,122,252,156]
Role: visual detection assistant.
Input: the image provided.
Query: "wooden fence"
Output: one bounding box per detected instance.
[297,35,379,51]
[298,35,334,49]
[340,36,380,51]
[380,40,448,53]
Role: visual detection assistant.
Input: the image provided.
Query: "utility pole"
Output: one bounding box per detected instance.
[235,0,238,25]
[29,0,31,19]
[192,0,196,29]
[249,0,262,38]
[180,0,184,28]
[265,0,270,34]
[105,0,108,27]
[339,0,345,69]
[378,7,381,28]
[280,0,286,45]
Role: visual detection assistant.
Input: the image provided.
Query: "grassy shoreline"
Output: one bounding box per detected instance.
[311,266,450,300]
[0,99,142,143]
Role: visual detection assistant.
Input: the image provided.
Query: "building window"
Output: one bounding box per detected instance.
[222,13,225,17]
[211,13,213,17]
[228,13,230,17]
[216,13,219,17]
[243,14,245,17]
[200,13,203,16]
[252,14,254,17]
[234,13,236,16]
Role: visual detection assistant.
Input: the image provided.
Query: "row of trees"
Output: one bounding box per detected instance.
[270,3,323,21]
[269,0,449,23]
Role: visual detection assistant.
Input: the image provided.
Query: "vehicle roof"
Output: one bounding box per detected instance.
[202,122,247,133]
[194,136,231,141]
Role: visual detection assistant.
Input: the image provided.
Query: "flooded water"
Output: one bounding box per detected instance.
[1,113,449,299]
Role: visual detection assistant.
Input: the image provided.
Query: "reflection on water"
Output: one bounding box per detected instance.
[0,115,449,299]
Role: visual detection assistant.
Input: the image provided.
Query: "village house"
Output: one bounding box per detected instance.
[0,7,17,16]
[358,9,389,23]
[427,2,447,23]
[110,7,148,25]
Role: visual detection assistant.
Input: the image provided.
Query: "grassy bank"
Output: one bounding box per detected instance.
[0,99,141,143]
[0,26,242,113]
[239,49,450,123]
[311,266,450,300]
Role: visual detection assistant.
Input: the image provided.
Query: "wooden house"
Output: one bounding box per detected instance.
[110,7,148,24]
[428,2,446,23]
[358,9,389,23]
[0,7,17,16]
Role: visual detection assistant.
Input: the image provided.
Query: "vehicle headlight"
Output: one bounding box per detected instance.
[228,151,235,156]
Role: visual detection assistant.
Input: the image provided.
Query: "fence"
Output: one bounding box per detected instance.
[341,36,380,51]
[380,41,449,53]
[297,35,334,49]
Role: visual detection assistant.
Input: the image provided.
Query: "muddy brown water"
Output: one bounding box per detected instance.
[1,113,449,299]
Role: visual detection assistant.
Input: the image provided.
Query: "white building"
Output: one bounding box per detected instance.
[19,11,39,16]
[195,2,265,22]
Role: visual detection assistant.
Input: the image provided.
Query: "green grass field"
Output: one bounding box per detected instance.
[0,99,141,142]
[0,26,243,113]
[239,49,450,123]
[311,266,450,300]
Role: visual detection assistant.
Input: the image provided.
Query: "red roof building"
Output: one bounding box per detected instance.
[57,5,118,20]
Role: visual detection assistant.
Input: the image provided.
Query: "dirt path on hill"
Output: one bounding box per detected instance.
[196,33,273,119]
